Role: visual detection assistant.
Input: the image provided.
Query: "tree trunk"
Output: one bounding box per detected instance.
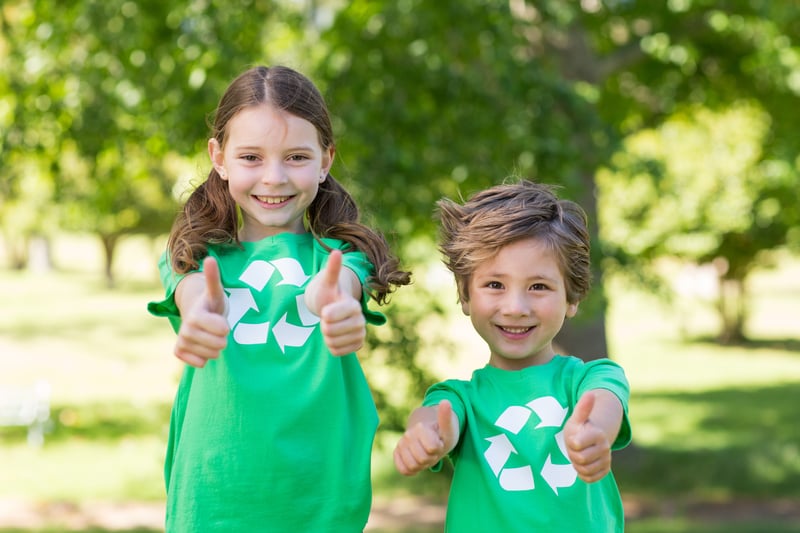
[28,235,53,273]
[100,233,118,288]
[555,167,610,361]
[556,309,608,360]
[717,276,747,344]
[3,233,28,270]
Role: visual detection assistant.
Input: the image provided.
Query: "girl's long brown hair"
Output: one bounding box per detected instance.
[167,66,410,303]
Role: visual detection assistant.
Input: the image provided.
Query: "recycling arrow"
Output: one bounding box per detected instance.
[483,395,578,495]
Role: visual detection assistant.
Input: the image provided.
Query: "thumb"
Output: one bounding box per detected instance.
[203,256,226,315]
[571,391,596,426]
[319,250,343,306]
[436,400,455,439]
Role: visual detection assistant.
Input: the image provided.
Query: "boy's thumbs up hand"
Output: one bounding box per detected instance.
[393,400,460,476]
[564,391,612,483]
[174,256,230,368]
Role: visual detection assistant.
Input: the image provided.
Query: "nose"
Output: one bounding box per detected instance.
[501,290,532,317]
[261,159,288,185]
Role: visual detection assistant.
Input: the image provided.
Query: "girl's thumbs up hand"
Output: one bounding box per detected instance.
[174,256,230,367]
[305,250,366,356]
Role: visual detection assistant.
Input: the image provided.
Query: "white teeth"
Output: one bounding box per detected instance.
[501,326,530,334]
[256,196,290,204]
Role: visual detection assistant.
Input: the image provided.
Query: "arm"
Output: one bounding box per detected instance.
[393,400,460,476]
[172,256,230,368]
[303,249,366,356]
[563,389,624,483]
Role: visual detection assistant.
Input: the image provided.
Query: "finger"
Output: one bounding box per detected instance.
[571,391,596,426]
[175,351,209,368]
[320,296,362,323]
[574,455,611,483]
[393,445,421,476]
[321,299,366,356]
[202,256,226,315]
[403,435,442,468]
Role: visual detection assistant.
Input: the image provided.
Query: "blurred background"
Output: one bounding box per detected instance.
[1,1,799,531]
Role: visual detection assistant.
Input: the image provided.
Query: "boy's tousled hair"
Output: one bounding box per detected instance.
[437,179,591,305]
[167,65,410,303]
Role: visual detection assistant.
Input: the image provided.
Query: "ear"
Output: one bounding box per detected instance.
[566,302,579,318]
[461,299,470,316]
[208,138,226,180]
[320,145,335,182]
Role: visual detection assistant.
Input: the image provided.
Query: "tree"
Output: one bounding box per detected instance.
[0,0,305,283]
[598,102,799,342]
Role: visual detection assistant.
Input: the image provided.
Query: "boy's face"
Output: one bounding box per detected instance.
[462,237,578,370]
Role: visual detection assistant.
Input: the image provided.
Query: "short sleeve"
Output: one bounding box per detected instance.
[146,251,190,333]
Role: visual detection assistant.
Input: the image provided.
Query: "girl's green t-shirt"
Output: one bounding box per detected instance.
[148,233,384,532]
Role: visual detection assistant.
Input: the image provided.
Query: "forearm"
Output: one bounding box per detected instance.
[174,272,205,315]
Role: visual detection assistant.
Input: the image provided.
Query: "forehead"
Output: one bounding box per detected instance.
[225,104,319,148]
[471,238,562,279]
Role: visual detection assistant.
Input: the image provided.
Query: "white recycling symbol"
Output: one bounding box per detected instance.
[483,396,577,494]
[224,257,320,353]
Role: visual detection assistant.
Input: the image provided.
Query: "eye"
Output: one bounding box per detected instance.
[530,283,549,291]
[287,153,310,162]
[486,281,503,290]
[241,154,259,162]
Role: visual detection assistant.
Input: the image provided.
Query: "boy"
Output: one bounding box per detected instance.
[393,180,632,532]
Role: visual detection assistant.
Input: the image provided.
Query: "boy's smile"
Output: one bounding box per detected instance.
[461,237,578,370]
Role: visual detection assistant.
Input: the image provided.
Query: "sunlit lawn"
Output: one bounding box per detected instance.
[1,234,799,532]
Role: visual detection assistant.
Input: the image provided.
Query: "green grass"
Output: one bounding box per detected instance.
[1,234,799,531]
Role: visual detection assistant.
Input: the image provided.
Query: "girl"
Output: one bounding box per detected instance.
[148,65,411,532]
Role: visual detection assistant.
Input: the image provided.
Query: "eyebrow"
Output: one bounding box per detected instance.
[232,143,317,152]
[476,271,559,283]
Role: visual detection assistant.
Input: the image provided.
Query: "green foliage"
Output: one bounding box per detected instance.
[319,0,600,239]
[597,102,799,341]
[0,0,312,281]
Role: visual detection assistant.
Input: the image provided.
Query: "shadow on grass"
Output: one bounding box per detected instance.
[690,336,800,353]
[615,383,800,500]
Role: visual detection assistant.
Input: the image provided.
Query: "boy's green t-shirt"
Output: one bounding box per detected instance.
[424,355,632,533]
[148,232,384,533]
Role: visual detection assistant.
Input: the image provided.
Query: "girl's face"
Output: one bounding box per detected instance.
[461,238,578,370]
[209,104,334,241]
